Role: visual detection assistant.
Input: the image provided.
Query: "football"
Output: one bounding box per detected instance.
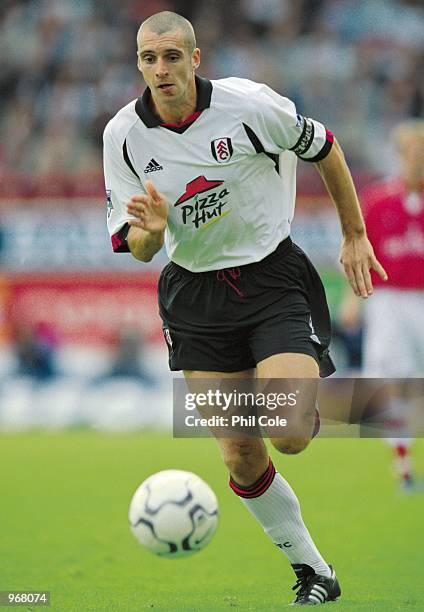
[128,469,219,558]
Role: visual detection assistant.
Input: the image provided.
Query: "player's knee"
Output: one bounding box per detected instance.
[270,436,310,455]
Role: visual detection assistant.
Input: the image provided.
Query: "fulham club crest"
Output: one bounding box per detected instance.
[211,137,233,163]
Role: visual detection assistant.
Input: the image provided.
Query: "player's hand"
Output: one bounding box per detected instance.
[340,233,388,298]
[126,180,168,234]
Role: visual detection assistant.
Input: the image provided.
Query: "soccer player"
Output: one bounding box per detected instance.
[103,11,386,605]
[360,120,424,490]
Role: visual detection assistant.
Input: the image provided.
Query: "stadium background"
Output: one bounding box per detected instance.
[0,0,422,425]
[0,1,423,610]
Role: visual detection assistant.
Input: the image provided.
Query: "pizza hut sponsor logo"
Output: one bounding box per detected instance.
[175,176,230,229]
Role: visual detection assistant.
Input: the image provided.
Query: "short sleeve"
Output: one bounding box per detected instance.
[103,123,145,252]
[247,84,333,162]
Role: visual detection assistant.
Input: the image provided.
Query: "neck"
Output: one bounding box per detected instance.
[152,78,197,125]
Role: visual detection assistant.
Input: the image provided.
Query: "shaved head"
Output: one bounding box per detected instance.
[135,11,200,125]
[138,11,196,52]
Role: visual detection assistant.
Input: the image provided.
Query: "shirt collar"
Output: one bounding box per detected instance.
[135,75,213,129]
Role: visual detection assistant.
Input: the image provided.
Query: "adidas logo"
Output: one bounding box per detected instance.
[144,158,163,173]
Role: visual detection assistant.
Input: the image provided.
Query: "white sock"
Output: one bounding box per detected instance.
[230,460,331,577]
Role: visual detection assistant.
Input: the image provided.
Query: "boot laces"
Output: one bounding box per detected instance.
[292,572,316,601]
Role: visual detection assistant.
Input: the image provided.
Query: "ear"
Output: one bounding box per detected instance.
[192,48,201,71]
[137,53,143,73]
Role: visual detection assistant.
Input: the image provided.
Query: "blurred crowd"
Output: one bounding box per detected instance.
[12,321,156,383]
[0,0,422,195]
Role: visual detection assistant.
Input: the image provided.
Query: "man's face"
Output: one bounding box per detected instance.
[137,28,200,107]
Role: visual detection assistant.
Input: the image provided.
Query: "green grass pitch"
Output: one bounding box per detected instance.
[1,432,423,611]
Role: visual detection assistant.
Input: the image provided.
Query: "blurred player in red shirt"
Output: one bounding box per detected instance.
[361,119,424,490]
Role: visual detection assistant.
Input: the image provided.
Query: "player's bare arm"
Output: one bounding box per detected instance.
[126,180,168,262]
[314,137,388,298]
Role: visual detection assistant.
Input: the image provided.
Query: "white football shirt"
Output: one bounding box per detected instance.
[103,76,333,272]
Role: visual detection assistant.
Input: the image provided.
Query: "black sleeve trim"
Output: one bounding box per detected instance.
[303,136,334,163]
[123,139,140,179]
[242,123,279,172]
[111,223,131,252]
[289,116,308,152]
[291,119,315,158]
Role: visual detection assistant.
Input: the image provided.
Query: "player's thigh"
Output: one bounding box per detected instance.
[184,368,268,470]
[256,352,319,450]
[256,352,319,378]
[183,367,254,426]
[184,367,254,431]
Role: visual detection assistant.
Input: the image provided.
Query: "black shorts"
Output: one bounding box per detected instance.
[158,237,335,377]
